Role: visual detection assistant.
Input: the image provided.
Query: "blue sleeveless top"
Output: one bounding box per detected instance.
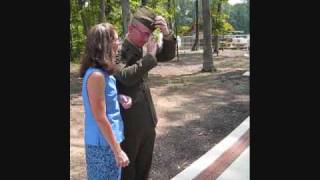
[82,67,124,146]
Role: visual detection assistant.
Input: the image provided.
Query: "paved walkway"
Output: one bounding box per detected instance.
[171,117,250,180]
[217,146,250,180]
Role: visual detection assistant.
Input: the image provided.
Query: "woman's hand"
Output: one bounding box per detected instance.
[114,150,130,167]
[119,94,132,109]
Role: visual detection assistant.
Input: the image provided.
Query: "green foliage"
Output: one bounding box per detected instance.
[178,25,190,35]
[70,0,85,61]
[71,0,123,62]
[226,2,249,33]
[142,1,173,20]
[210,0,233,35]
[129,0,140,11]
[152,28,161,42]
[70,0,248,62]
[223,21,234,32]
[105,0,123,35]
[175,0,194,34]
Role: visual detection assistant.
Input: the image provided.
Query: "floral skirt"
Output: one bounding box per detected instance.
[85,144,121,180]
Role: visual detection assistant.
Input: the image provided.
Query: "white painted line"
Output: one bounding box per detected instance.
[171,116,250,180]
[243,71,250,76]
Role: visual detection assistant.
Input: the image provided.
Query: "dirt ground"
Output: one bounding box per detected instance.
[70,49,250,180]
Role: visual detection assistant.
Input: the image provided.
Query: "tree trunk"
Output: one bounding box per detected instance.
[151,0,157,8]
[77,0,85,7]
[76,23,81,58]
[191,0,199,51]
[167,0,173,30]
[99,0,106,23]
[70,28,73,61]
[141,0,148,6]
[106,0,112,17]
[201,0,214,72]
[80,12,89,35]
[174,0,179,61]
[213,35,219,55]
[77,0,88,35]
[120,0,130,36]
[213,1,222,55]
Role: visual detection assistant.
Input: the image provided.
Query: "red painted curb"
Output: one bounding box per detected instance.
[194,129,250,180]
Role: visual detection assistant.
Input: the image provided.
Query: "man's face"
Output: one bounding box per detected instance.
[128,21,152,48]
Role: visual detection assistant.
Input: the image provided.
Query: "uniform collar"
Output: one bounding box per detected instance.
[123,38,142,57]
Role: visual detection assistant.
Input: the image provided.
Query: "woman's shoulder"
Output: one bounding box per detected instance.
[88,70,105,81]
[84,67,105,81]
[86,71,106,90]
[85,67,106,76]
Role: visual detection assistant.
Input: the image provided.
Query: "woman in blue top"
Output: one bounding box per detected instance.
[80,23,131,180]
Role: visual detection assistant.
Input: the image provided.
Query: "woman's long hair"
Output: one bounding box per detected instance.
[80,23,118,77]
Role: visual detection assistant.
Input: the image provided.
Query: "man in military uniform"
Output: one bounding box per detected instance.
[114,7,176,180]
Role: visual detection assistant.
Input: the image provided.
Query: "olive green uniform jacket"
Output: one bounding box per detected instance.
[115,35,176,129]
